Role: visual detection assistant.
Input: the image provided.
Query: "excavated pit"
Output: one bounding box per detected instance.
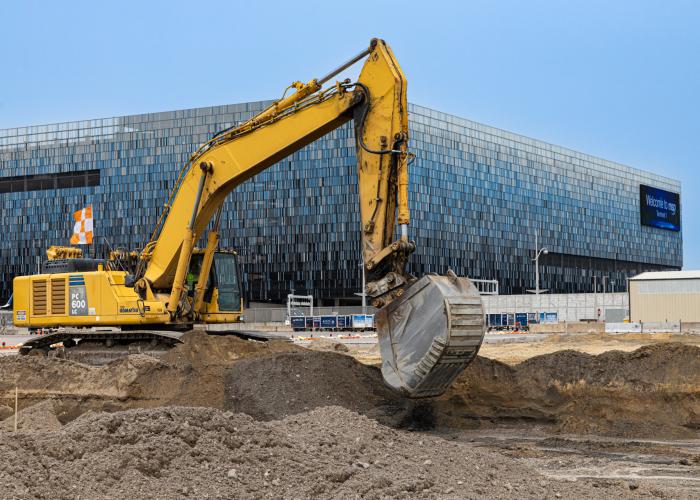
[0,332,697,439]
[437,343,700,438]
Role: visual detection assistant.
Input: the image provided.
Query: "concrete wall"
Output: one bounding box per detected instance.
[482,293,628,323]
[530,322,605,334]
[630,279,700,322]
[0,310,11,326]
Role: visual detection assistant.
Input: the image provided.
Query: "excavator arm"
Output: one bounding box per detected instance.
[135,39,485,397]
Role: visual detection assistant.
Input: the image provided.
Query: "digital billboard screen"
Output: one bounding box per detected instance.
[640,184,680,231]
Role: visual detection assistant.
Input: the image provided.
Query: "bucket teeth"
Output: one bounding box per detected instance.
[376,274,485,398]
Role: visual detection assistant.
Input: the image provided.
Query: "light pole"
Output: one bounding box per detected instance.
[593,275,599,321]
[602,276,608,316]
[354,257,367,315]
[527,231,548,294]
[361,257,367,315]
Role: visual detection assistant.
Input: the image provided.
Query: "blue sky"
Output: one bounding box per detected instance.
[2,0,698,267]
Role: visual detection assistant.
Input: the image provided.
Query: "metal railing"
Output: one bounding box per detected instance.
[471,279,499,295]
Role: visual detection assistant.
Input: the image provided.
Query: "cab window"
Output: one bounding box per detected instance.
[213,253,241,312]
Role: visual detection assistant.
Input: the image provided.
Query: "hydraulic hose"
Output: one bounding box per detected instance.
[352,82,403,155]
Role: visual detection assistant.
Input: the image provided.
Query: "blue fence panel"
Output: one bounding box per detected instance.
[320,316,337,328]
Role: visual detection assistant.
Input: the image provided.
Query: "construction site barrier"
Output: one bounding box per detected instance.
[605,322,681,333]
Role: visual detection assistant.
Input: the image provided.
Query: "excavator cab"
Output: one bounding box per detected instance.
[188,250,243,320]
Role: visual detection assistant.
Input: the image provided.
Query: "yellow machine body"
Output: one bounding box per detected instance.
[13,250,243,328]
[13,271,168,328]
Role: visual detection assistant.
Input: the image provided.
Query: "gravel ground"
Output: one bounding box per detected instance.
[0,405,686,499]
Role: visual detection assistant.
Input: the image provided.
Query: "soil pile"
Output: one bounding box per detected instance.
[225,350,411,425]
[0,405,662,499]
[440,343,700,438]
[162,330,299,370]
[0,353,177,401]
[0,400,62,432]
[517,343,700,389]
[159,330,299,408]
[0,331,298,415]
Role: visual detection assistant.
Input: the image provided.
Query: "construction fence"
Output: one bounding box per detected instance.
[482,293,628,323]
[245,293,628,325]
[0,294,628,328]
[243,305,378,324]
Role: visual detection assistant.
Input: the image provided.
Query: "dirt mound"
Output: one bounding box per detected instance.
[0,405,657,499]
[0,400,62,432]
[162,329,298,369]
[0,331,298,418]
[225,343,700,438]
[517,343,700,389]
[0,353,184,420]
[159,330,299,408]
[0,354,176,401]
[440,343,700,438]
[225,350,411,424]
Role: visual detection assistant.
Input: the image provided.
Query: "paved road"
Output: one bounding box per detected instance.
[0,331,550,353]
[0,333,32,355]
[291,331,549,346]
[484,332,549,344]
[0,334,32,347]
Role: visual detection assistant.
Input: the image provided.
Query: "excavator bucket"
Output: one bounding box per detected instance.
[375,273,485,398]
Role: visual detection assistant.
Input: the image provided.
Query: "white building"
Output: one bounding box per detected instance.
[629,271,700,323]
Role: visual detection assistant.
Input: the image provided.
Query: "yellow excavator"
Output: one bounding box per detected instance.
[12,39,484,398]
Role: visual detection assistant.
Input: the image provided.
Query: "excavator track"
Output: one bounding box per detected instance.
[376,274,485,398]
[19,329,184,365]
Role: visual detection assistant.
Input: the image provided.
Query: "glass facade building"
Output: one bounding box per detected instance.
[0,101,682,304]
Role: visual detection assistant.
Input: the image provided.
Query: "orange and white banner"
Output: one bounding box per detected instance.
[70,205,93,245]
